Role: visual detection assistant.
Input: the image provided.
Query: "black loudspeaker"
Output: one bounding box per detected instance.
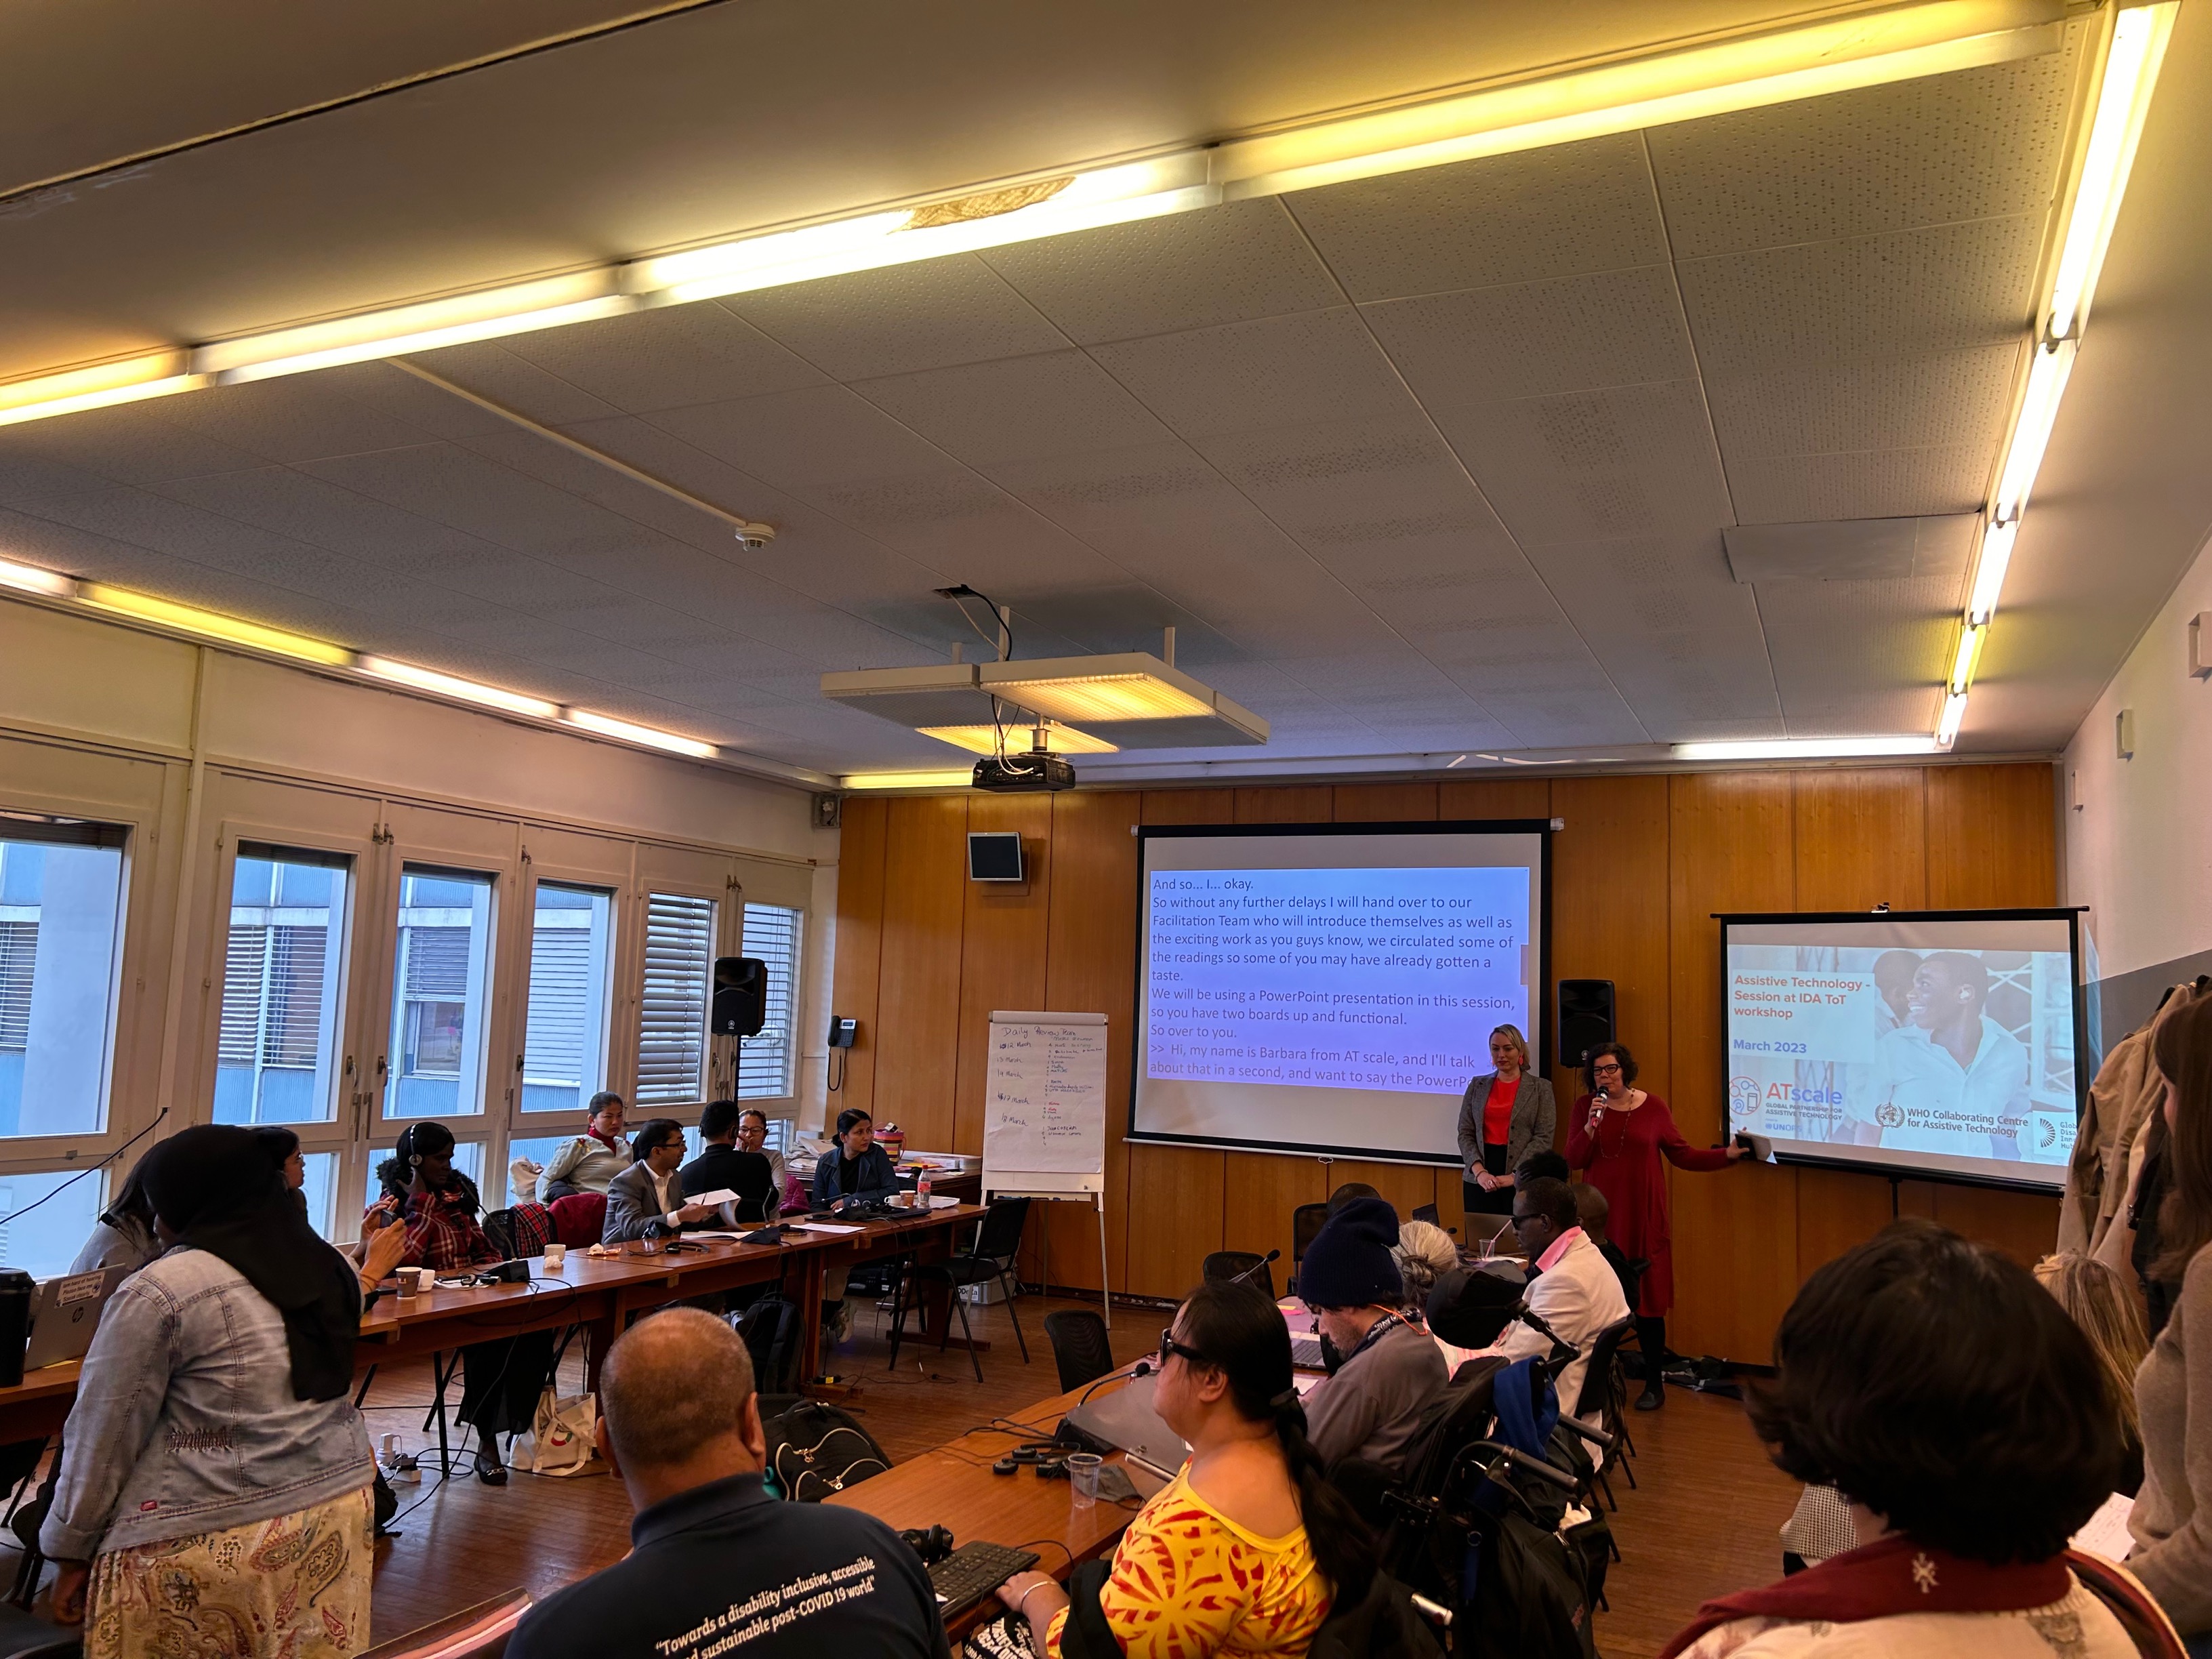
[710,956,767,1037]
[1557,979,1616,1069]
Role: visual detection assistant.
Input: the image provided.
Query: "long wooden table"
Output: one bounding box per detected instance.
[828,1368,1171,1641]
[0,1204,985,1441]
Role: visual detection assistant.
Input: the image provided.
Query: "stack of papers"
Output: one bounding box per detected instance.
[2072,1492,2134,1559]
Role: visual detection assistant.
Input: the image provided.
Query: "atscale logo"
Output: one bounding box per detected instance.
[1728,1076,1761,1126]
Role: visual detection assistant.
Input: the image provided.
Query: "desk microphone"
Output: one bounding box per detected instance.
[1227,1250,1280,1287]
[1073,1357,1151,1407]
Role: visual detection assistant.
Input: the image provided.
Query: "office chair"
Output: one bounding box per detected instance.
[1201,1250,1273,1298]
[888,1196,1031,1382]
[1574,1319,1640,1515]
[1043,1309,1115,1393]
[1288,1203,1330,1293]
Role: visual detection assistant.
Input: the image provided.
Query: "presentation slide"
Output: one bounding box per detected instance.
[1721,913,2082,1190]
[1132,825,1547,1163]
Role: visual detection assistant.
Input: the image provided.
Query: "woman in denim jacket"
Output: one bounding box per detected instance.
[42,1125,402,1659]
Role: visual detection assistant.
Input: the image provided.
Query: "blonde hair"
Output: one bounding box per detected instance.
[1490,1024,1530,1069]
[2035,1252,2148,1443]
[1394,1220,1460,1311]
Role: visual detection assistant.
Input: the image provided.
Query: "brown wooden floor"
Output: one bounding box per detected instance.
[354,1293,1800,1654]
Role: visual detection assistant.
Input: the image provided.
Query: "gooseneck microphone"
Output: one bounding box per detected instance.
[1227,1249,1281,1287]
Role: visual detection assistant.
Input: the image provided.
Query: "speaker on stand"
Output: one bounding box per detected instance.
[710,957,766,1099]
[1557,979,1617,1070]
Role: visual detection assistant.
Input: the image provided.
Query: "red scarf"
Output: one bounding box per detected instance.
[1658,1536,2073,1658]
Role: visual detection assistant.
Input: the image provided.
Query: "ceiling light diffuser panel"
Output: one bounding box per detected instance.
[822,653,1268,750]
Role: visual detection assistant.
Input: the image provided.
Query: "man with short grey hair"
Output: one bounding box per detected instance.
[507,1309,948,1659]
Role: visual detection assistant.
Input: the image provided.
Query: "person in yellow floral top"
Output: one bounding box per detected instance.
[994,1280,1378,1658]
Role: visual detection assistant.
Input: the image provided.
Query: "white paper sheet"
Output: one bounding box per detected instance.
[2072,1491,2133,1559]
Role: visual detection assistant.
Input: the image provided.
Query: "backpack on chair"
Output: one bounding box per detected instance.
[762,1399,890,1502]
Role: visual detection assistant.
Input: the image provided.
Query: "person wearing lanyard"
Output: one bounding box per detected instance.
[1456,1023,1555,1222]
[1294,1197,1446,1474]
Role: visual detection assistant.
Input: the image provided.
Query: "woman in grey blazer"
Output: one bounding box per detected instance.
[1456,1023,1555,1218]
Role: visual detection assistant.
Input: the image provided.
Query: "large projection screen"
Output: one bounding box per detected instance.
[1131,821,1550,1164]
[1719,909,2084,1192]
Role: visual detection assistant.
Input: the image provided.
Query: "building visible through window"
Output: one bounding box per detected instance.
[386,868,493,1118]
[0,825,126,1139]
[521,884,614,1115]
[215,848,348,1125]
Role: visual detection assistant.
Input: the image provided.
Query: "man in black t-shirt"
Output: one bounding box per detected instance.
[680,1099,777,1223]
[508,1309,947,1659]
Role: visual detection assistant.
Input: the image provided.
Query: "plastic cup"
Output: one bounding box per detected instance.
[1068,1452,1104,1502]
[543,1244,567,1271]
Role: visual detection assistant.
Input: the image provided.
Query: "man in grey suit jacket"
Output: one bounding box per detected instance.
[602,1120,718,1244]
[1456,1024,1556,1221]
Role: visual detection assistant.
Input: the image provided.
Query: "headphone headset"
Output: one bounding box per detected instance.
[899,1525,955,1565]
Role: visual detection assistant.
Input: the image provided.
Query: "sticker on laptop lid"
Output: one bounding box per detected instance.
[55,1271,105,1307]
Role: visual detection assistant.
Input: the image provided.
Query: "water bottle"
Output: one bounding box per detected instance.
[916,1169,932,1208]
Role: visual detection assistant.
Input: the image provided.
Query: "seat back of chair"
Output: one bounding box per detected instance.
[358,1589,533,1659]
[2066,1551,2188,1658]
[1202,1251,1272,1297]
[1574,1318,1637,1419]
[1044,1308,1115,1393]
[1291,1203,1330,1263]
[970,1195,1032,1264]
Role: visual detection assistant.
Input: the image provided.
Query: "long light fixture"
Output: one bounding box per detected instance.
[839,770,976,791]
[561,708,718,759]
[983,668,1214,726]
[918,722,1118,755]
[0,353,205,429]
[0,556,77,599]
[0,0,2072,429]
[358,655,560,718]
[79,584,354,666]
[1673,736,1944,761]
[1941,2,2175,747]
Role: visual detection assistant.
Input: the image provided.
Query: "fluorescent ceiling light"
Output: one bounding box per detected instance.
[918,723,1118,755]
[980,666,1213,724]
[0,556,77,598]
[0,352,204,429]
[1948,623,1988,697]
[80,584,354,665]
[2047,4,2175,342]
[632,159,1216,303]
[839,770,976,791]
[1218,0,2064,197]
[194,274,633,385]
[1967,518,2016,626]
[561,708,717,758]
[1673,736,1944,760]
[358,655,558,718]
[1993,337,2076,523]
[1938,692,1969,748]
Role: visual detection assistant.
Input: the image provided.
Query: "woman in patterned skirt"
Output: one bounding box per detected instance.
[43,1124,399,1658]
[991,1279,1378,1656]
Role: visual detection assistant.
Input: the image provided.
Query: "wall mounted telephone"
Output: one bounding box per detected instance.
[826,1015,858,1092]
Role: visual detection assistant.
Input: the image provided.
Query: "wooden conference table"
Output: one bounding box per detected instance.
[0,1203,986,1442]
[829,1366,1174,1643]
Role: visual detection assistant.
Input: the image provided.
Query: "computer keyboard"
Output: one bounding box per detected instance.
[927,1541,1040,1619]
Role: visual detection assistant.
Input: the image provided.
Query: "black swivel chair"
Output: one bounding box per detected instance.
[1044,1309,1115,1393]
[1574,1317,1640,1514]
[888,1196,1032,1382]
[1202,1250,1274,1298]
[1288,1203,1330,1294]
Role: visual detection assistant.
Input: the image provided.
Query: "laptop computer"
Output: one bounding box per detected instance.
[1060,1373,1191,1481]
[24,1265,123,1371]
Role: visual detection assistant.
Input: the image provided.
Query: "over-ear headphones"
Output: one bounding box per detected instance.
[899,1525,955,1565]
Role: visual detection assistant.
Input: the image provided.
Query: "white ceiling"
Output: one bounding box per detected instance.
[3,3,2211,783]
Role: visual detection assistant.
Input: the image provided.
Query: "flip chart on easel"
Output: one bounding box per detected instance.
[982,1011,1107,1183]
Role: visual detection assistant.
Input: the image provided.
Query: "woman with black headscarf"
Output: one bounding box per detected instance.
[363,1122,558,1486]
[41,1124,400,1657]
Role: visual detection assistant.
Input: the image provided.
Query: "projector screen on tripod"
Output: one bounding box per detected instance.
[1130,823,1550,1164]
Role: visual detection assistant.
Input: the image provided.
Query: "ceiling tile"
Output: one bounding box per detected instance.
[728,255,1068,380]
[1729,443,1997,525]
[1704,343,2023,462]
[491,302,830,414]
[1090,306,1414,436]
[852,350,1172,468]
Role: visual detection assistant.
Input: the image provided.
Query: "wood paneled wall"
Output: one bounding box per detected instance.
[832,763,2061,1359]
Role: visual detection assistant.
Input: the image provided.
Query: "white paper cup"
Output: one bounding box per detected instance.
[543,1243,567,1271]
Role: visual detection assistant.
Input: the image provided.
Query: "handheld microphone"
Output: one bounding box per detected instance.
[1227,1249,1281,1287]
[1589,1086,1609,1132]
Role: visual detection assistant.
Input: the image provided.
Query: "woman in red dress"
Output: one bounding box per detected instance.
[1565,1040,1750,1410]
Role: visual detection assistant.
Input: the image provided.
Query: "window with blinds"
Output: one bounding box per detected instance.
[521,884,613,1115]
[0,825,125,1139]
[215,847,348,1126]
[0,922,37,1052]
[637,892,715,1107]
[737,903,802,1101]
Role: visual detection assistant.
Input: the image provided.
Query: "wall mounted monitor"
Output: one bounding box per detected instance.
[1130,821,1551,1165]
[1719,909,2084,1192]
[968,832,1024,882]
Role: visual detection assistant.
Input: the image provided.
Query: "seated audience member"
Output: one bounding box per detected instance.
[43,1126,393,1649]
[538,1092,630,1200]
[1471,1177,1628,1428]
[69,1160,159,1278]
[1393,1221,1459,1319]
[2036,1252,2149,1496]
[1517,1149,1572,1186]
[735,1107,794,1215]
[1296,1198,1446,1473]
[994,1279,1377,1656]
[508,1308,947,1659]
[1573,1181,1640,1312]
[683,1099,777,1223]
[813,1108,899,1210]
[2130,994,2212,1645]
[365,1124,556,1485]
[1324,1181,1380,1216]
[604,1120,717,1244]
[253,1125,308,1196]
[1660,1220,2133,1659]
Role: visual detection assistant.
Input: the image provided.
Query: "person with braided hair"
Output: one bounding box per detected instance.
[994,1279,1378,1657]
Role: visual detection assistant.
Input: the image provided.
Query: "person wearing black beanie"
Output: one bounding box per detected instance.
[1295,1196,1447,1473]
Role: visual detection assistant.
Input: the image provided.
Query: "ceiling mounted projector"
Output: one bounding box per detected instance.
[820,651,1268,751]
[972,750,1077,792]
